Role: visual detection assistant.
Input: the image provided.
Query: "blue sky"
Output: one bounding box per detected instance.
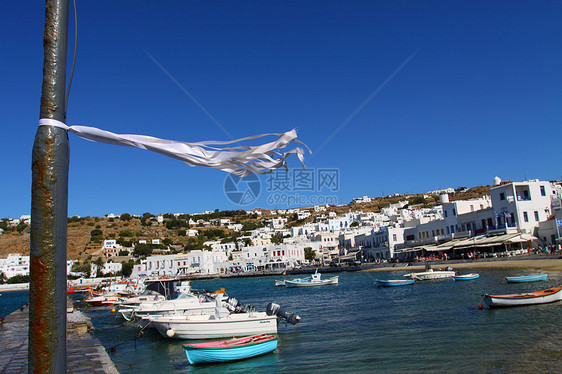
[3,1,561,218]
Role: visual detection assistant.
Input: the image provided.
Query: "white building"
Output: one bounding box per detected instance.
[270,217,288,229]
[490,179,558,236]
[0,254,78,279]
[352,196,372,203]
[0,253,30,279]
[186,229,199,237]
[101,239,126,258]
[90,261,123,277]
[131,250,228,278]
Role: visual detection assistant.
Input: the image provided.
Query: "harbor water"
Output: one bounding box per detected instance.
[3,268,562,373]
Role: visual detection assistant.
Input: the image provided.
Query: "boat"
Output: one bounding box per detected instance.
[118,284,227,321]
[505,274,548,283]
[452,273,480,281]
[274,280,286,287]
[183,334,278,364]
[375,279,415,287]
[284,271,339,288]
[84,290,121,306]
[404,268,456,280]
[148,299,278,339]
[483,286,562,307]
[148,297,300,339]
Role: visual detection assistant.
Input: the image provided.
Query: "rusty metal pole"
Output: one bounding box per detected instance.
[30,0,69,373]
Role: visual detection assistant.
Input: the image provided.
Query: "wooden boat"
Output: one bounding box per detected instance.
[284,271,338,288]
[484,286,562,307]
[505,274,548,283]
[375,279,414,287]
[452,273,480,281]
[183,334,278,364]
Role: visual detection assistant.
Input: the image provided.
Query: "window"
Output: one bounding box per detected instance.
[523,212,528,222]
[540,186,546,196]
[452,208,456,216]
[392,234,397,241]
[534,211,539,221]
[499,192,505,200]
[444,211,448,218]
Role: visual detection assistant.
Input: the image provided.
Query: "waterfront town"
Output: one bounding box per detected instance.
[2,177,561,282]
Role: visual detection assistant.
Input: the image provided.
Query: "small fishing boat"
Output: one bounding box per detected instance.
[284,271,338,288]
[375,279,415,287]
[404,268,456,280]
[505,274,548,283]
[274,280,286,287]
[452,273,480,281]
[183,334,278,364]
[483,286,562,307]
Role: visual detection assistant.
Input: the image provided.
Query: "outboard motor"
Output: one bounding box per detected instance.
[266,302,300,325]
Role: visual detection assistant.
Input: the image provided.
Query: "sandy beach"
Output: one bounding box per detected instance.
[363,257,562,272]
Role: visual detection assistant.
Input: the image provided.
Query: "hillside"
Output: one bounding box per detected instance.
[0,186,491,260]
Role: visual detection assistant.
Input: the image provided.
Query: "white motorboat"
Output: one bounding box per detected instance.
[118,281,225,320]
[116,290,166,307]
[119,292,222,320]
[148,296,278,339]
[284,271,339,288]
[274,280,286,287]
[404,267,456,280]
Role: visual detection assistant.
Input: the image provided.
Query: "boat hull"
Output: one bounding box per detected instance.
[484,286,562,307]
[376,280,414,287]
[183,335,277,364]
[452,274,479,281]
[150,312,278,339]
[505,274,548,283]
[284,276,339,288]
[405,271,456,280]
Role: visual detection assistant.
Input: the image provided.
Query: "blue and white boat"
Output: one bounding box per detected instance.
[452,273,480,281]
[183,334,278,364]
[284,271,339,288]
[375,279,415,287]
[505,274,548,283]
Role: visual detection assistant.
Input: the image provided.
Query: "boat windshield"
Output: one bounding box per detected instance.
[173,292,198,300]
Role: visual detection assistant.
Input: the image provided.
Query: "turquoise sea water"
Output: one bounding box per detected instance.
[3,268,562,372]
[0,290,29,318]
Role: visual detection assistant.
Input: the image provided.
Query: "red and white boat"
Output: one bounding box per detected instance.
[484,286,562,307]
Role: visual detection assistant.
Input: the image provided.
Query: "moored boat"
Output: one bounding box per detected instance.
[404,268,456,280]
[483,286,562,307]
[375,279,414,287]
[452,273,480,281]
[183,334,278,364]
[505,274,548,283]
[149,311,278,340]
[284,271,338,288]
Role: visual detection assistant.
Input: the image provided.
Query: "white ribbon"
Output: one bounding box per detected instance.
[38,118,309,176]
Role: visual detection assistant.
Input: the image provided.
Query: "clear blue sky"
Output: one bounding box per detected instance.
[3,1,561,218]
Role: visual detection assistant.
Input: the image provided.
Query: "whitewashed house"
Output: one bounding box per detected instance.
[490,179,557,236]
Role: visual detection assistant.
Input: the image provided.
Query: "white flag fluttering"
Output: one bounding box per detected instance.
[39,119,309,176]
